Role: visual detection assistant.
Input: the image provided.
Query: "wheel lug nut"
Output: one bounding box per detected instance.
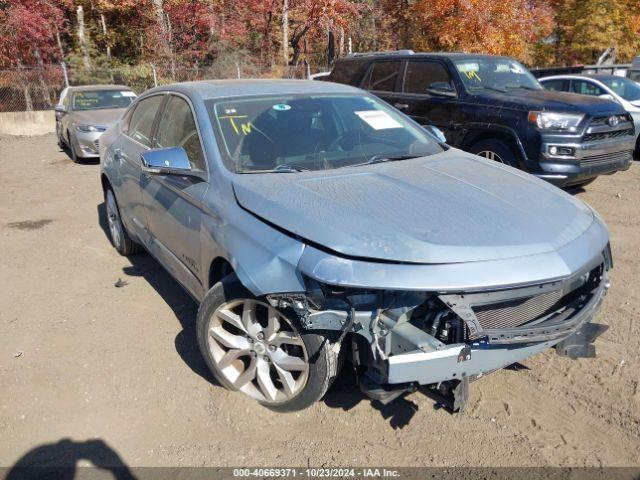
[257,332,264,340]
[268,345,276,352]
[263,356,270,362]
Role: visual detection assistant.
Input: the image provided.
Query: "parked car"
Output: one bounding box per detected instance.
[628,55,640,83]
[540,74,640,156]
[327,51,635,187]
[100,79,612,412]
[55,85,136,162]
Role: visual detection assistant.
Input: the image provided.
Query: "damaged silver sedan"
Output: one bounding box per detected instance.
[99,80,611,412]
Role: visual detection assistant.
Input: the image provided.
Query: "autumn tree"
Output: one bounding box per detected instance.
[551,0,640,65]
[287,0,357,66]
[407,0,553,62]
[0,0,69,67]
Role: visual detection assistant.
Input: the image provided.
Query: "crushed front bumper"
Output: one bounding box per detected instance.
[385,259,608,386]
[386,280,605,385]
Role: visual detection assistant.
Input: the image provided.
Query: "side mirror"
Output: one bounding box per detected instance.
[426,81,456,98]
[54,105,66,119]
[141,146,192,175]
[599,93,616,102]
[424,125,447,143]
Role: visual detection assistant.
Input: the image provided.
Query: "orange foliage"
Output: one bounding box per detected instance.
[408,0,554,62]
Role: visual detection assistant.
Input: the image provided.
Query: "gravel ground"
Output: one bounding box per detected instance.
[1,134,639,469]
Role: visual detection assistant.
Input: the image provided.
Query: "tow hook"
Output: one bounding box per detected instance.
[555,322,609,359]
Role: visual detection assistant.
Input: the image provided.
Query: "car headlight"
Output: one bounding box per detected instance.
[528,111,584,132]
[76,124,101,132]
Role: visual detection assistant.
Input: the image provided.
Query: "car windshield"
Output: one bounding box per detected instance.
[72,90,136,111]
[598,76,640,102]
[207,94,443,173]
[453,57,541,92]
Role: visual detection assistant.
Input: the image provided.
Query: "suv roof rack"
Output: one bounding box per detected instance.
[347,50,414,58]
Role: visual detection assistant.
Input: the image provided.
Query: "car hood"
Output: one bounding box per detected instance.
[473,88,625,115]
[232,150,595,264]
[70,108,126,128]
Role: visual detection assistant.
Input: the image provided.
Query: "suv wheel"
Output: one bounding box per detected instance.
[197,276,341,412]
[470,139,517,167]
[105,188,142,255]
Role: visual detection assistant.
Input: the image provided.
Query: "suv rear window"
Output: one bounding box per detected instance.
[365,62,401,92]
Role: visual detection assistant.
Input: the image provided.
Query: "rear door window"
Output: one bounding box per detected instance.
[403,61,453,94]
[542,79,567,92]
[127,95,164,147]
[365,61,401,92]
[570,80,605,96]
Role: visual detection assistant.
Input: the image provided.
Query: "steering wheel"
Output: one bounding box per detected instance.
[326,130,398,152]
[326,130,371,152]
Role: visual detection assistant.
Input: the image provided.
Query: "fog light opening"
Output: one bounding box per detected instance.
[548,145,575,156]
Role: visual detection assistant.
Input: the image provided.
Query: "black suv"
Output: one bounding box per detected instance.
[327,52,635,187]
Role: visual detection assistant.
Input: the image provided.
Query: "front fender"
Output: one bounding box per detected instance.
[200,200,307,297]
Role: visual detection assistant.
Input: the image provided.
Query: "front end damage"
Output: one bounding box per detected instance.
[266,246,612,411]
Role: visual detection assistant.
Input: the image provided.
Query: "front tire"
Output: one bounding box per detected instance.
[470,139,518,167]
[105,188,142,256]
[196,276,341,412]
[68,132,80,163]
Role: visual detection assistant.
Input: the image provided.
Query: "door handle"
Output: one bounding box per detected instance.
[113,148,123,162]
[394,103,409,110]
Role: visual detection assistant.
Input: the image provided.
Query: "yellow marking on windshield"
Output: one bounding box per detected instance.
[218,115,252,136]
[465,71,481,82]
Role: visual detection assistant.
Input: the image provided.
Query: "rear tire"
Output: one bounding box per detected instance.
[196,275,342,412]
[105,188,142,256]
[469,139,518,167]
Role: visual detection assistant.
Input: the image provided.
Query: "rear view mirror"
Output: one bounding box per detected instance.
[141,147,192,175]
[598,93,616,102]
[426,82,456,98]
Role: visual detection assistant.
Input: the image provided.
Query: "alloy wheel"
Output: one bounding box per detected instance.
[477,150,505,164]
[207,299,309,404]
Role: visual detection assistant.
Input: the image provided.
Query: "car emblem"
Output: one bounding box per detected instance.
[607,115,619,127]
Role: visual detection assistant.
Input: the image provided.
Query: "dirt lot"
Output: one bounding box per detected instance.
[1,133,639,469]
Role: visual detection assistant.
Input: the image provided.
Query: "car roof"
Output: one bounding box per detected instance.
[145,79,362,101]
[67,84,133,92]
[341,52,516,62]
[540,74,621,82]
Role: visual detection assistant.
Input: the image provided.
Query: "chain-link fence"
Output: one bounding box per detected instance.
[0,60,324,113]
[0,66,66,112]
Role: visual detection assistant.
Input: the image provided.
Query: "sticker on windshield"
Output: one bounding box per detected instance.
[121,91,136,97]
[355,110,402,130]
[272,103,291,111]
